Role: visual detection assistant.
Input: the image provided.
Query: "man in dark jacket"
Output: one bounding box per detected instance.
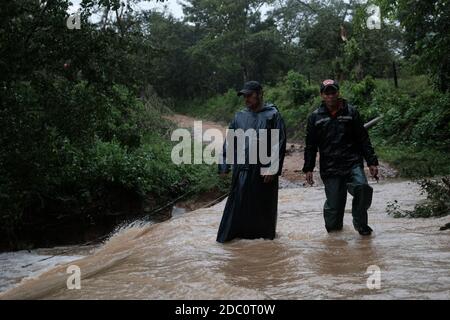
[217,81,286,243]
[302,79,379,236]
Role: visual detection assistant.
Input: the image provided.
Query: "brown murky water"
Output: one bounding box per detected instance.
[1,180,449,299]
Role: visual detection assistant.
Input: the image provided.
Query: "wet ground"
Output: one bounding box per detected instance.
[1,180,449,299]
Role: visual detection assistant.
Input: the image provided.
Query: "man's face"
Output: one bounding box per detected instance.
[321,88,339,106]
[244,91,261,108]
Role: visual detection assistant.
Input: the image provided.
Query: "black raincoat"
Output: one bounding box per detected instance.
[217,104,286,243]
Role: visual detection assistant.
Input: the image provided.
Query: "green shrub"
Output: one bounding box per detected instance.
[0,74,229,247]
[175,70,318,136]
[387,177,450,218]
[375,142,450,177]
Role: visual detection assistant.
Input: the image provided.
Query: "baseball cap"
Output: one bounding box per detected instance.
[320,79,339,93]
[237,81,263,96]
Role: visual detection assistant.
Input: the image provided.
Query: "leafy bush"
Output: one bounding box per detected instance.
[175,89,242,124]
[0,74,226,248]
[176,70,319,140]
[375,143,450,177]
[387,177,450,218]
[340,75,376,113]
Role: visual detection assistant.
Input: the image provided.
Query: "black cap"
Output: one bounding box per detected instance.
[320,79,339,93]
[237,81,262,96]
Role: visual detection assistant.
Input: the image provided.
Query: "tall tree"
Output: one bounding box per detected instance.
[182,0,289,95]
[378,0,450,92]
[269,0,402,81]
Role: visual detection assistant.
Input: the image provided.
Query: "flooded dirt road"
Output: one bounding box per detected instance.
[1,114,448,299]
[1,180,449,299]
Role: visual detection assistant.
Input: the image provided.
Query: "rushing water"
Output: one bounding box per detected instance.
[0,251,83,293]
[1,180,449,299]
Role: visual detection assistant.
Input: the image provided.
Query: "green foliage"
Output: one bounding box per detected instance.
[340,76,450,152]
[0,75,225,244]
[284,71,317,105]
[376,143,450,177]
[181,0,290,97]
[387,177,450,218]
[265,71,318,139]
[0,0,229,247]
[87,135,226,198]
[371,87,450,151]
[175,89,242,124]
[175,71,318,140]
[378,0,450,92]
[340,76,450,177]
[340,76,376,117]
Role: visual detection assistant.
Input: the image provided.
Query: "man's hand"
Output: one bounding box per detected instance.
[305,171,314,186]
[262,174,275,183]
[369,165,379,181]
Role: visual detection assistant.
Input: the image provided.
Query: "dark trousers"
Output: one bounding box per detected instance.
[322,165,373,231]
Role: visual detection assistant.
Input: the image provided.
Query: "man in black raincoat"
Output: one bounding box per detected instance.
[216,81,287,243]
[302,79,379,236]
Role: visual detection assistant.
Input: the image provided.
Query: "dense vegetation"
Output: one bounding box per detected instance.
[176,72,450,177]
[0,0,230,249]
[1,0,448,248]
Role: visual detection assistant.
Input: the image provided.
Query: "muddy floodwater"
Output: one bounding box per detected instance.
[1,180,449,299]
